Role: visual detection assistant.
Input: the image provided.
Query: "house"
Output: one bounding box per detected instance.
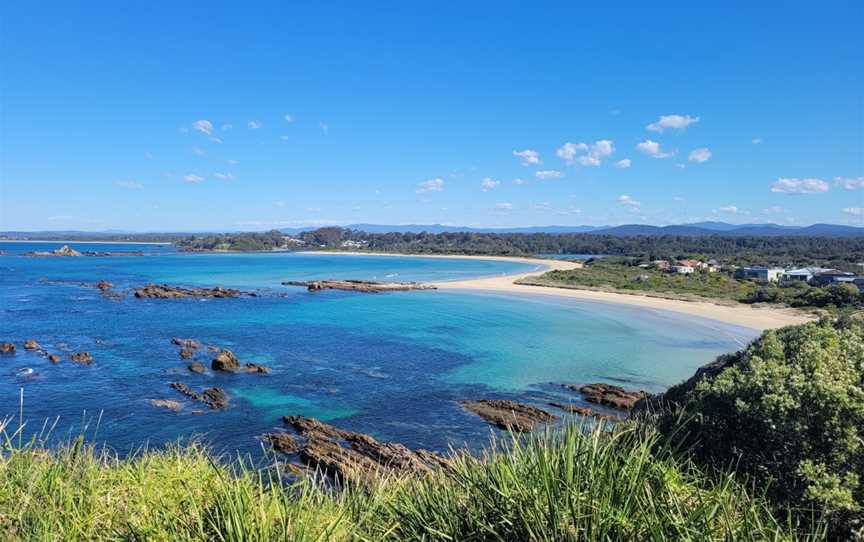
[735,267,784,282]
[676,259,705,269]
[671,265,695,275]
[651,260,670,270]
[780,267,820,283]
[811,270,856,286]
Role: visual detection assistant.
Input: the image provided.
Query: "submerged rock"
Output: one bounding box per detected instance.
[460,399,557,432]
[279,416,447,484]
[95,280,113,291]
[171,337,201,349]
[282,279,437,293]
[170,382,228,409]
[71,352,93,364]
[1,343,16,354]
[134,284,245,299]
[179,347,195,359]
[24,339,40,350]
[187,362,207,374]
[149,399,184,411]
[48,354,61,363]
[571,383,646,411]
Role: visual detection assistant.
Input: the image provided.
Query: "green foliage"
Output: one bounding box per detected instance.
[176,230,289,252]
[0,423,818,541]
[653,316,864,538]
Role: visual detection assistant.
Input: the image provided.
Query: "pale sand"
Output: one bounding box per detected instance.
[300,251,816,331]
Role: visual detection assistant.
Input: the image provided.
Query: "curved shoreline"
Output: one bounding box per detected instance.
[300,251,815,331]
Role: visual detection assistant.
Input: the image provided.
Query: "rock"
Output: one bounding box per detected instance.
[282,279,437,293]
[71,352,93,364]
[48,354,61,363]
[179,347,195,359]
[211,349,270,374]
[279,416,447,484]
[24,339,40,350]
[571,383,647,411]
[134,284,245,299]
[149,399,184,411]
[460,399,557,432]
[95,280,113,291]
[261,432,300,454]
[207,345,219,353]
[548,402,618,420]
[212,349,240,371]
[171,338,201,349]
[187,362,207,374]
[170,382,228,409]
[1,343,16,354]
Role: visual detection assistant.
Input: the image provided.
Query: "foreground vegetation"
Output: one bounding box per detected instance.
[525,257,863,311]
[3,316,862,540]
[0,423,816,541]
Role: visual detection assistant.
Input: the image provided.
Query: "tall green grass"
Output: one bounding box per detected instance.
[0,415,824,541]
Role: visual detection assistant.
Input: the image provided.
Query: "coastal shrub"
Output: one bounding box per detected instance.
[653,316,864,538]
[0,421,818,541]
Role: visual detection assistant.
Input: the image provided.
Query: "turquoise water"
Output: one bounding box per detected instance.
[0,242,756,455]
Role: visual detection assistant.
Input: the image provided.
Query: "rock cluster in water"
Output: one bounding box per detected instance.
[282,279,437,293]
[570,383,647,410]
[265,416,449,484]
[211,349,270,373]
[169,382,228,409]
[460,399,557,432]
[134,284,247,299]
[23,245,143,257]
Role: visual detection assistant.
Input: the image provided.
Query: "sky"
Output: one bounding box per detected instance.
[1,1,863,232]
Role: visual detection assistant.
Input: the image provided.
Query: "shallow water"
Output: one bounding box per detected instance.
[0,242,756,456]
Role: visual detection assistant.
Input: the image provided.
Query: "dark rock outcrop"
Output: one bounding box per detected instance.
[460,399,557,432]
[24,339,40,350]
[48,354,61,363]
[549,402,618,420]
[24,245,83,257]
[1,343,16,354]
[279,416,448,483]
[71,352,93,364]
[571,383,647,410]
[95,280,113,291]
[283,279,437,293]
[179,347,195,359]
[134,284,245,299]
[261,432,300,454]
[170,382,228,409]
[211,349,270,374]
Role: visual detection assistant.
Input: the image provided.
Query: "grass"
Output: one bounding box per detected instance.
[0,414,825,541]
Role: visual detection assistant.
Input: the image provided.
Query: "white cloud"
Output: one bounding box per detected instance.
[280,135,290,141]
[495,202,513,211]
[717,205,739,214]
[513,149,541,165]
[214,172,234,181]
[675,163,687,169]
[636,139,675,158]
[688,147,712,163]
[557,140,614,166]
[416,178,444,193]
[836,176,864,190]
[646,114,699,133]
[617,194,641,207]
[764,205,785,214]
[480,177,500,191]
[512,178,527,185]
[114,180,143,190]
[843,207,864,215]
[221,124,233,132]
[247,120,262,129]
[209,137,223,144]
[227,159,239,165]
[531,202,552,211]
[284,114,294,122]
[535,170,563,179]
[319,122,329,134]
[191,120,213,135]
[183,174,205,183]
[673,196,686,202]
[192,146,205,156]
[751,137,763,145]
[615,158,631,169]
[770,177,829,195]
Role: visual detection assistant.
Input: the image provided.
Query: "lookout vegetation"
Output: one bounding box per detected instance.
[1,316,862,540]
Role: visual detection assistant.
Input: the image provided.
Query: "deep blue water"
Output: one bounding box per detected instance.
[0,242,756,457]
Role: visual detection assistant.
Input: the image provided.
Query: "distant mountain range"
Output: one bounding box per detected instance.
[2,222,863,239]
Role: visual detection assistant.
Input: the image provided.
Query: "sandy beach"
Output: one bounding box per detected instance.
[303,251,816,331]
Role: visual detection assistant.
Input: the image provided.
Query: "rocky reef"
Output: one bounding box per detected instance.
[134,284,248,299]
[169,382,228,409]
[460,399,557,432]
[570,383,647,410]
[282,279,436,293]
[211,349,270,373]
[23,245,143,257]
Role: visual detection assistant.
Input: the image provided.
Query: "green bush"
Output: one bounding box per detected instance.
[654,316,864,538]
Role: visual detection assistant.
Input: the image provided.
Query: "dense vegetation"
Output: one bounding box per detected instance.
[525,257,863,310]
[652,316,864,539]
[172,227,864,270]
[0,423,816,541]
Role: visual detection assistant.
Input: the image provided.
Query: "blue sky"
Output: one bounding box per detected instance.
[1,1,863,231]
